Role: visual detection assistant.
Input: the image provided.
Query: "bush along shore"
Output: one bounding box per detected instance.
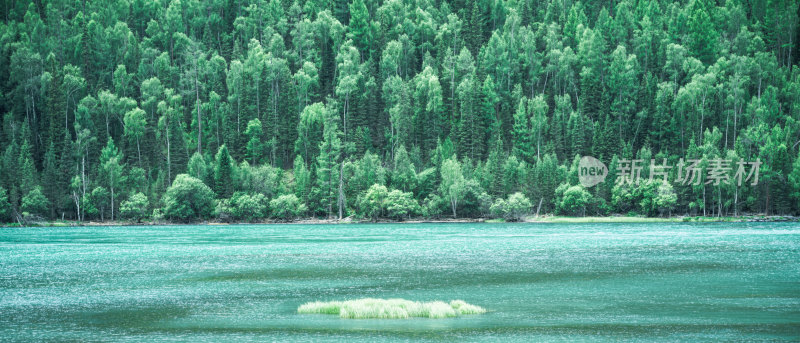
[4,167,800,227]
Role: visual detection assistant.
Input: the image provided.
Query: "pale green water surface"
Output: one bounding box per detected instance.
[1,222,799,342]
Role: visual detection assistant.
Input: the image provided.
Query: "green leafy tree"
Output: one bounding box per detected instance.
[21,187,50,217]
[512,97,531,161]
[245,118,263,163]
[295,103,326,165]
[791,150,800,212]
[120,192,149,222]
[386,189,420,220]
[188,152,211,186]
[491,192,532,221]
[229,192,268,221]
[440,157,466,217]
[556,184,591,216]
[349,152,386,199]
[100,137,125,221]
[347,0,371,54]
[314,105,343,217]
[506,192,532,220]
[123,108,147,166]
[89,187,110,221]
[270,194,308,220]
[656,182,678,217]
[163,174,216,222]
[687,0,718,64]
[392,145,416,192]
[0,187,11,222]
[293,155,312,208]
[359,184,389,221]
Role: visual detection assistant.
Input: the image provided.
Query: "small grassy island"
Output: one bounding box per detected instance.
[298,298,487,319]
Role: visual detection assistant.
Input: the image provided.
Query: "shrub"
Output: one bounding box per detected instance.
[21,187,49,217]
[490,192,532,221]
[421,194,445,218]
[556,184,591,216]
[228,192,268,221]
[120,192,148,222]
[385,189,420,220]
[214,198,233,221]
[459,180,492,218]
[358,184,389,220]
[490,198,507,218]
[162,174,216,222]
[655,182,677,216]
[612,180,677,217]
[270,194,307,220]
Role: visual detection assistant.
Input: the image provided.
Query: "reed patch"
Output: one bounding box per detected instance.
[297,298,486,319]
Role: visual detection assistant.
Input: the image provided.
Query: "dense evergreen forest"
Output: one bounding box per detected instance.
[0,0,799,223]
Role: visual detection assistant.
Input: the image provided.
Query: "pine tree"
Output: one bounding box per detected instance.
[687,0,718,64]
[512,97,530,161]
[214,145,234,198]
[314,106,342,217]
[100,137,125,221]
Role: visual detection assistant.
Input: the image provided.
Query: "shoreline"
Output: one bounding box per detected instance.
[4,215,799,227]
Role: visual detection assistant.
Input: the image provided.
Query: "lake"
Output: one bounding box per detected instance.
[1,223,799,342]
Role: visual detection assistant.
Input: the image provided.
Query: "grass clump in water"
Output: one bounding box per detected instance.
[297,298,486,319]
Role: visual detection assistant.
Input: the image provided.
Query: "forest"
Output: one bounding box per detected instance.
[0,0,799,223]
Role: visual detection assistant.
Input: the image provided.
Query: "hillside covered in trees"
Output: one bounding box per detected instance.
[0,0,799,223]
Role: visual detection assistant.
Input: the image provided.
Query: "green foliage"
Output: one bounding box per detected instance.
[613,180,679,217]
[270,194,307,220]
[227,192,268,221]
[0,0,797,222]
[213,145,235,198]
[238,163,284,198]
[349,152,386,198]
[162,174,216,222]
[100,137,125,221]
[245,119,263,163]
[358,184,389,221]
[188,152,211,185]
[21,187,50,217]
[556,184,592,216]
[391,145,416,192]
[313,103,343,217]
[386,189,420,220]
[791,151,800,211]
[120,193,149,222]
[656,182,678,216]
[440,157,465,217]
[88,187,110,220]
[491,192,532,221]
[0,187,10,222]
[123,108,146,164]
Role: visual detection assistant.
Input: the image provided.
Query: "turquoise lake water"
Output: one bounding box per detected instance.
[1,222,799,342]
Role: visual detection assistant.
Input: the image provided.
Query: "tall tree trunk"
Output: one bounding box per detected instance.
[166,121,171,184]
[195,70,202,153]
[338,162,344,220]
[110,184,114,221]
